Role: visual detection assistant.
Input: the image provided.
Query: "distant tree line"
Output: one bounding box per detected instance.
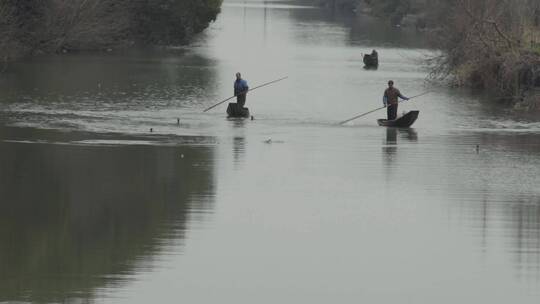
[0,0,222,64]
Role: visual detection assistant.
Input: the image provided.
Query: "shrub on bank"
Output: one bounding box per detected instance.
[429,1,540,110]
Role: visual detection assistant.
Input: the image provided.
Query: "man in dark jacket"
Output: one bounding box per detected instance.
[234,72,249,108]
[383,80,409,120]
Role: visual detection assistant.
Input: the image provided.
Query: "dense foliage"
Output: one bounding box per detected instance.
[0,0,222,63]
[132,0,222,45]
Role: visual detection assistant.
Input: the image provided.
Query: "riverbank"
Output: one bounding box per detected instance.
[318,0,540,110]
[0,0,222,66]
[428,1,540,111]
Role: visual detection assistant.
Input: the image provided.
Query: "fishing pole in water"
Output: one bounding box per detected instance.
[339,91,431,125]
[203,76,289,112]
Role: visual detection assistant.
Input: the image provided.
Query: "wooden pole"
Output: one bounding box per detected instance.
[339,91,431,125]
[203,76,288,112]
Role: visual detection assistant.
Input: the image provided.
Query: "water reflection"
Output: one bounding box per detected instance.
[481,196,540,280]
[0,50,219,134]
[509,199,540,280]
[441,133,540,281]
[382,127,418,157]
[464,195,540,280]
[263,1,269,43]
[348,15,429,48]
[383,128,398,156]
[1,51,216,103]
[0,133,216,303]
[289,2,428,48]
[229,118,247,167]
[0,1,540,302]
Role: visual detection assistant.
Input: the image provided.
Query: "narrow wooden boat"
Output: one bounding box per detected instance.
[377,110,419,128]
[226,103,250,118]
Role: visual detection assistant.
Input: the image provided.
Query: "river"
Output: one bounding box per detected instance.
[1,0,540,303]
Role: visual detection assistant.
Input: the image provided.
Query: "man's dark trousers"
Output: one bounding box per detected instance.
[387,104,397,120]
[237,94,246,108]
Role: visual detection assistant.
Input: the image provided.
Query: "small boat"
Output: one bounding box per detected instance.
[363,53,378,69]
[226,102,250,118]
[377,111,419,127]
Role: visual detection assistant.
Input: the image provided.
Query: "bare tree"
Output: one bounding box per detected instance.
[429,0,539,100]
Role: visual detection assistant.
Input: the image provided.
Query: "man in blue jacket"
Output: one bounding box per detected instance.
[234,72,249,108]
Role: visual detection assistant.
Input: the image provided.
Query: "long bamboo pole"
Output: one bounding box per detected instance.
[339,91,431,125]
[203,76,288,112]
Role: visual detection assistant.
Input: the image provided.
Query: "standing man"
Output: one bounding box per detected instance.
[383,80,409,120]
[234,72,249,108]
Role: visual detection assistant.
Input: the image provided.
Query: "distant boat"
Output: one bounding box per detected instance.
[363,53,378,69]
[377,111,419,127]
[226,103,250,118]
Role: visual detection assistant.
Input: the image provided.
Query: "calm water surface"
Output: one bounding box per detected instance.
[1,0,540,303]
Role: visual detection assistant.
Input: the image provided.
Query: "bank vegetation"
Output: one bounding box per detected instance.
[0,0,222,67]
[428,0,540,110]
[320,0,540,110]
